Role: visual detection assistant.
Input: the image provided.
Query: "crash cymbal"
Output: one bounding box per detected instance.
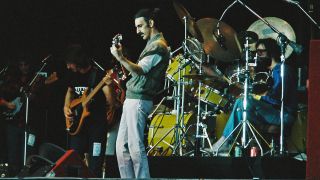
[247,17,296,58]
[173,0,203,43]
[196,18,241,62]
[237,31,258,44]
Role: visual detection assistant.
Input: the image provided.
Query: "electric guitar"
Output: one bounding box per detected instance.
[66,34,125,135]
[2,72,58,120]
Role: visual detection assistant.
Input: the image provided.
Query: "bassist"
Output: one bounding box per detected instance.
[63,46,121,177]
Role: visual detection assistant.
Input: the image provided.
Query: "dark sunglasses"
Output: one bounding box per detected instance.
[255,49,267,54]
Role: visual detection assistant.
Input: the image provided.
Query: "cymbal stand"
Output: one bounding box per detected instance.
[179,56,214,157]
[214,37,265,156]
[194,61,214,156]
[147,16,190,156]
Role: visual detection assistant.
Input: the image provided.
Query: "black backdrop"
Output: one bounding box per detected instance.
[0,0,319,148]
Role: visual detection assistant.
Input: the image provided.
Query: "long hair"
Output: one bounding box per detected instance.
[256,38,281,63]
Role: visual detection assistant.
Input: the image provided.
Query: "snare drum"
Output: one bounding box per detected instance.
[147,113,195,156]
[195,85,229,108]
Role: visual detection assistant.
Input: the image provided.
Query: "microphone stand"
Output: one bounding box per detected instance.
[234,0,302,155]
[287,0,320,30]
[0,66,8,76]
[23,54,51,165]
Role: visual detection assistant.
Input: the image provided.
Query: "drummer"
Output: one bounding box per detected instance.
[212,38,298,152]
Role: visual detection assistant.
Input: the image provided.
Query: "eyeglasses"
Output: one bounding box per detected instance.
[256,49,267,54]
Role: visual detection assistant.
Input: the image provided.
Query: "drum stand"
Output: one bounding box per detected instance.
[147,56,193,156]
[148,16,193,156]
[179,58,214,157]
[213,36,266,156]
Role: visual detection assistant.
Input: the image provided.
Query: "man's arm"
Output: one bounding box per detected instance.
[102,84,120,124]
[63,87,74,118]
[0,98,16,109]
[110,44,144,76]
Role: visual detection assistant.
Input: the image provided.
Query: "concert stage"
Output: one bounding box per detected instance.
[105,155,306,179]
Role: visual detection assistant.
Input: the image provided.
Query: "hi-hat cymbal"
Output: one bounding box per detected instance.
[184,74,228,89]
[237,31,258,44]
[183,74,225,83]
[173,0,203,43]
[247,17,296,58]
[196,18,241,62]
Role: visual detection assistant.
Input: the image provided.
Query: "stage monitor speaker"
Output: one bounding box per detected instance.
[45,149,95,178]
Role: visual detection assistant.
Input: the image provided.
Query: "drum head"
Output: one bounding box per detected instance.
[184,38,205,63]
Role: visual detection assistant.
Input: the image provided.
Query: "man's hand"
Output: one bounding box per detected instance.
[110,44,124,61]
[252,94,262,101]
[63,106,73,118]
[103,74,113,86]
[6,102,16,110]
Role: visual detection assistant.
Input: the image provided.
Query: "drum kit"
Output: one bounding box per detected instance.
[147,0,299,157]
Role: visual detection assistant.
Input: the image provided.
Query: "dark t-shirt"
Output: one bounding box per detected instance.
[66,67,106,119]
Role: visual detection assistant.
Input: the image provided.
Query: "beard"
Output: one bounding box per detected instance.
[256,57,272,72]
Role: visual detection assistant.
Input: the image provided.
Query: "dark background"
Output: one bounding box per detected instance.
[0,0,319,148]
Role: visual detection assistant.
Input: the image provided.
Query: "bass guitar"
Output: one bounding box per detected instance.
[66,34,125,135]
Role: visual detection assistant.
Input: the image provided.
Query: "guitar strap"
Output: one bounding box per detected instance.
[88,68,97,90]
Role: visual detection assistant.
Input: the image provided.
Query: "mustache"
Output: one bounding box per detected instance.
[137,32,143,36]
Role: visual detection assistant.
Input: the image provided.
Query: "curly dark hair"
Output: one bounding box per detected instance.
[134,8,161,30]
[255,38,281,63]
[65,46,91,68]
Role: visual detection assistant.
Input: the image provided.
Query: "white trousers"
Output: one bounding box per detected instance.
[116,99,153,178]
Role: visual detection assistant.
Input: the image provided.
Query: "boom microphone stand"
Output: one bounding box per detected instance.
[23,54,51,165]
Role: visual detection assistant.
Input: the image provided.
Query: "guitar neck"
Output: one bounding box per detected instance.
[82,79,105,106]
[82,77,120,106]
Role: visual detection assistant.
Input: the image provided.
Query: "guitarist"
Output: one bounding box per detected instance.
[0,57,41,176]
[108,8,170,179]
[63,46,121,177]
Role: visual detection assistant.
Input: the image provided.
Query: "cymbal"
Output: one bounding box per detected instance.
[237,31,258,44]
[247,17,296,58]
[196,18,241,62]
[173,0,203,43]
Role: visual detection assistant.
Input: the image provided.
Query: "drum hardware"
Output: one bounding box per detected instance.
[184,58,216,157]
[148,1,206,156]
[214,27,267,156]
[214,0,304,155]
[239,0,303,154]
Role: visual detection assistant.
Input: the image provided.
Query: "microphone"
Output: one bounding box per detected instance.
[288,40,303,55]
[283,0,299,5]
[41,54,52,63]
[277,33,303,55]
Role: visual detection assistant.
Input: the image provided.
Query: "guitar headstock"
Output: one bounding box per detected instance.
[112,34,123,48]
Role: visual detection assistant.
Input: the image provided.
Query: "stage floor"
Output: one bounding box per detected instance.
[105,155,306,179]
